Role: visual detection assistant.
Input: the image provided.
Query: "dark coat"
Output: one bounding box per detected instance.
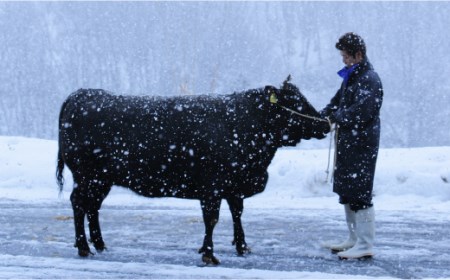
[321,59,383,205]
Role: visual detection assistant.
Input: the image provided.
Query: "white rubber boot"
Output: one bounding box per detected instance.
[338,206,375,259]
[322,204,357,252]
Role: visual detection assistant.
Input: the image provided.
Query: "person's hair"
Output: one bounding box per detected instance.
[335,32,366,58]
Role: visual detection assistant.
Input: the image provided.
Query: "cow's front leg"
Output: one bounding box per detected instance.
[227,197,251,255]
[198,198,221,265]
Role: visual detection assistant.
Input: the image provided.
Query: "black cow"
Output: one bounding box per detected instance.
[56,77,329,264]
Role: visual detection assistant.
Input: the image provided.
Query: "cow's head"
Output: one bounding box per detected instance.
[265,76,330,146]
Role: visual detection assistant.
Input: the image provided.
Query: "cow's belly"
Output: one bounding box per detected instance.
[119,176,200,199]
[111,166,268,200]
[109,158,203,199]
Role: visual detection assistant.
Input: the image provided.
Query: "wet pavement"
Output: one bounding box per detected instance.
[0,200,449,279]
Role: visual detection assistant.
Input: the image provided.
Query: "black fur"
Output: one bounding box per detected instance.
[56,80,329,263]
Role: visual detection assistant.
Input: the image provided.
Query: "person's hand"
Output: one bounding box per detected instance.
[325,116,336,132]
[327,113,335,123]
[329,108,343,124]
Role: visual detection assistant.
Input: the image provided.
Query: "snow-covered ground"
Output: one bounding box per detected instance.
[1,136,450,279]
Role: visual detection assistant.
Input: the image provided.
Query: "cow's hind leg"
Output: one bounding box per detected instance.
[71,179,111,257]
[198,198,221,265]
[86,184,111,252]
[70,183,92,257]
[227,197,251,255]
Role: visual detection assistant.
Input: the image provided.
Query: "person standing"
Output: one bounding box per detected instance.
[320,32,383,259]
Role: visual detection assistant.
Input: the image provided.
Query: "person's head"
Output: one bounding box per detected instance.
[336,32,366,67]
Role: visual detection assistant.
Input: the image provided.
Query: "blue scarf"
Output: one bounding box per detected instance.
[337,64,358,86]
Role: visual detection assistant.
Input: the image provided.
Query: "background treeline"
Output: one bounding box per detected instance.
[0,2,449,148]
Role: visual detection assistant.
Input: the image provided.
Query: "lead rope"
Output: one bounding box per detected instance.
[278,105,328,123]
[274,102,336,183]
[325,128,333,182]
[325,125,338,183]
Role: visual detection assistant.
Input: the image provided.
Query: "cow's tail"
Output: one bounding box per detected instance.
[56,97,69,194]
[56,146,65,194]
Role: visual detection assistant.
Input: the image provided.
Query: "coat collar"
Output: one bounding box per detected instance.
[337,64,358,86]
[339,58,373,87]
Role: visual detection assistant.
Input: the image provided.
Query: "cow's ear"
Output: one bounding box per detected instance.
[282,74,292,89]
[265,85,279,104]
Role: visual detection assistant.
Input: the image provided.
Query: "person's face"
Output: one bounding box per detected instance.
[340,50,363,68]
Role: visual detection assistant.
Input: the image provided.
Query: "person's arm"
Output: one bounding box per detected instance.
[330,75,382,128]
[320,88,341,119]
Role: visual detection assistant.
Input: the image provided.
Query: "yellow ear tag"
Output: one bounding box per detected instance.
[270,93,278,104]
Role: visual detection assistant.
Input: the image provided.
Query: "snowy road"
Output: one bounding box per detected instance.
[0,199,449,279]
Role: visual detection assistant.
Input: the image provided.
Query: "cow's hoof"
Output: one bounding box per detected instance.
[232,241,251,255]
[202,254,220,265]
[95,246,107,253]
[237,245,251,256]
[89,237,106,252]
[78,249,94,257]
[75,241,93,257]
[93,242,107,252]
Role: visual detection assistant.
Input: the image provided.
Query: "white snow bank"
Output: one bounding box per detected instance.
[1,136,449,212]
